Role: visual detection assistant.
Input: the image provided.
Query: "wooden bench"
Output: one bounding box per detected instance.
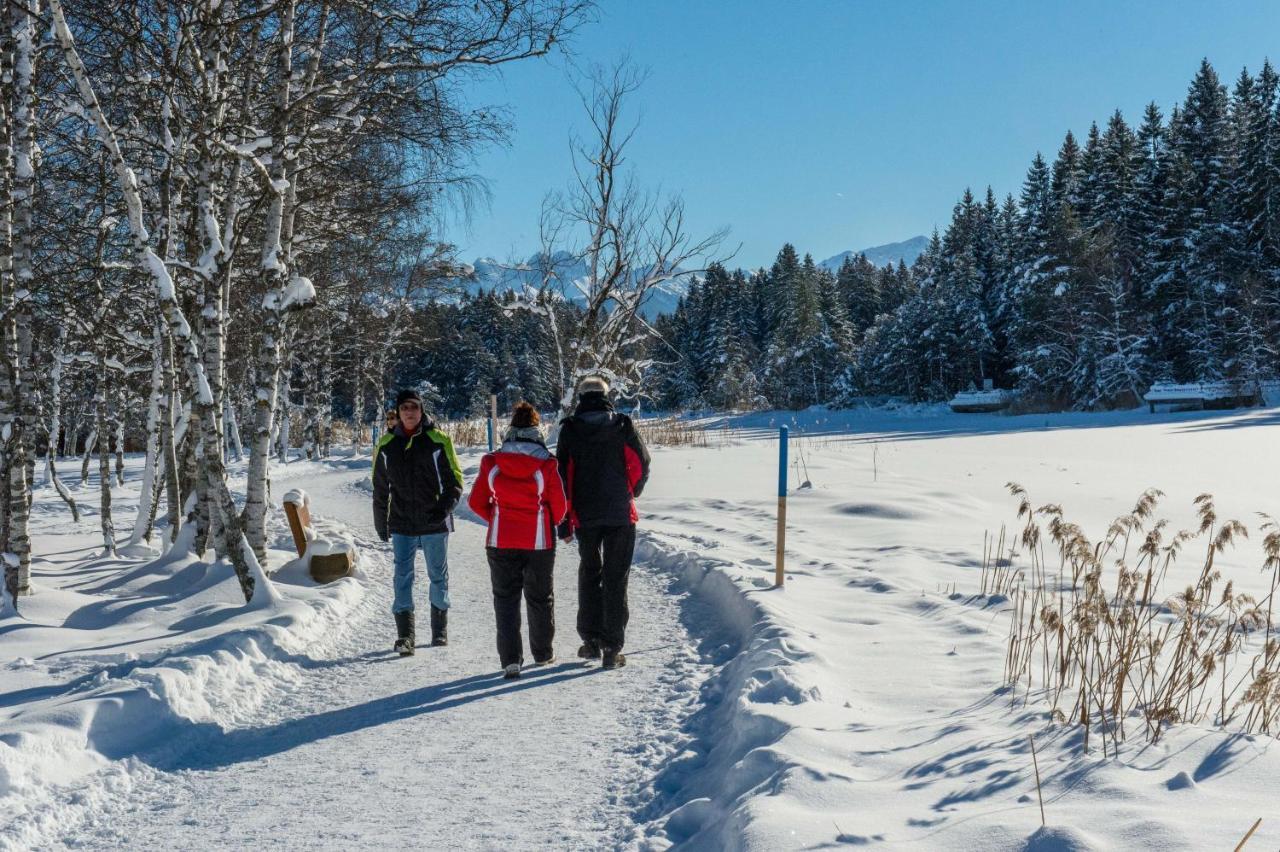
[949,389,1012,413]
[1143,381,1260,413]
[282,490,354,583]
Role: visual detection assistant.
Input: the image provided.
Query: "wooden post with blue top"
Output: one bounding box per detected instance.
[488,394,497,452]
[776,425,788,587]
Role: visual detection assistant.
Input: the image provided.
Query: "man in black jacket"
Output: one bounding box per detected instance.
[556,376,651,670]
[372,389,465,656]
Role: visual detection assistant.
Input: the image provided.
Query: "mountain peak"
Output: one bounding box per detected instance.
[819,236,928,272]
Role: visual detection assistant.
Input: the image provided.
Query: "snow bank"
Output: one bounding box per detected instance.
[1,550,363,847]
[633,406,1280,849]
[633,537,825,849]
[1,456,367,848]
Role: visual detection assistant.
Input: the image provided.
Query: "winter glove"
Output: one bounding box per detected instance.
[377,528,389,543]
[557,520,574,543]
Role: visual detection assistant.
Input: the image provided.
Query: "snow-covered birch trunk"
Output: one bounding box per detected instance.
[193,0,233,474]
[44,331,79,521]
[11,0,37,547]
[352,378,365,452]
[159,333,181,543]
[112,383,124,487]
[196,168,226,472]
[154,92,180,546]
[128,327,164,546]
[0,12,30,600]
[79,429,95,485]
[186,407,210,555]
[275,365,291,464]
[95,357,113,556]
[51,0,277,605]
[242,0,298,564]
[225,396,243,461]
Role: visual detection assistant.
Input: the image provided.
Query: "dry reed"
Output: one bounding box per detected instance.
[986,484,1280,751]
[634,417,709,447]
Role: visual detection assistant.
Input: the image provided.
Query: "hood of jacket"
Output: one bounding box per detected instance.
[567,393,625,443]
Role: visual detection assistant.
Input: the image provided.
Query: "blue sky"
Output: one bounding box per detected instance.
[443,0,1280,270]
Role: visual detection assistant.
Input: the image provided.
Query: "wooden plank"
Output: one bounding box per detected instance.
[282,499,310,557]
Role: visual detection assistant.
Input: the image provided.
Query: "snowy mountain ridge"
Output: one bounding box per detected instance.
[445,252,691,320]
[818,235,928,273]
[452,236,927,318]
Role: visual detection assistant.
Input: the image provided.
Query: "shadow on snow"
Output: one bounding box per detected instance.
[145,662,596,772]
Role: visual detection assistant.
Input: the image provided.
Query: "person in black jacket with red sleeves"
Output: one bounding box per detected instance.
[555,375,651,670]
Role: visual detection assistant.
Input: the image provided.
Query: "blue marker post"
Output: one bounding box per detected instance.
[487,394,497,452]
[776,425,788,587]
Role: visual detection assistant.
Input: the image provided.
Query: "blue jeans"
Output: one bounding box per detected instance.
[391,533,450,614]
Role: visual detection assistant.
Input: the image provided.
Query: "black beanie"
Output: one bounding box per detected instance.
[395,389,422,407]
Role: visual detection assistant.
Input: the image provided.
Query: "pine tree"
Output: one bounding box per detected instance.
[1051,131,1084,212]
[837,254,881,335]
[1133,102,1168,306]
[1077,122,1105,224]
[762,244,802,342]
[1175,59,1238,378]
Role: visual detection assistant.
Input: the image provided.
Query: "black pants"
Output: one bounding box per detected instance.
[576,524,636,652]
[487,547,555,667]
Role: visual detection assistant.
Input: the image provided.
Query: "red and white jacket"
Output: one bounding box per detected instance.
[467,438,569,551]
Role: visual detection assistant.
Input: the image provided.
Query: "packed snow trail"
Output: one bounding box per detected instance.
[52,458,704,850]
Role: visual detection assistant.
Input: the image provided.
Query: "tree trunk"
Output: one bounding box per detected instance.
[225,396,244,461]
[352,372,365,452]
[243,0,297,563]
[96,360,114,556]
[159,329,181,544]
[113,383,125,487]
[0,14,30,600]
[128,326,164,546]
[80,429,95,485]
[11,0,37,593]
[186,406,209,555]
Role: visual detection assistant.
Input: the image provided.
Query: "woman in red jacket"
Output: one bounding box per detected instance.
[468,402,569,679]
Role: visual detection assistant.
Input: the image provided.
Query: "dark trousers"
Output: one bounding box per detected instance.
[487,547,555,667]
[576,524,636,652]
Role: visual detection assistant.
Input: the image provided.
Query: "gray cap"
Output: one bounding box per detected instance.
[576,375,610,395]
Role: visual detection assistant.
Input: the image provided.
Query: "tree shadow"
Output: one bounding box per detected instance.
[151,662,595,772]
[1172,408,1280,433]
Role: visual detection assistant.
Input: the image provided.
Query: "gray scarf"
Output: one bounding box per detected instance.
[503,424,546,444]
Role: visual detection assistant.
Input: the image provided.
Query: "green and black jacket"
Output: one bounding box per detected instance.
[372,421,464,539]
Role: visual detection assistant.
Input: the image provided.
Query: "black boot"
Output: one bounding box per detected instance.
[430,605,448,647]
[394,610,415,657]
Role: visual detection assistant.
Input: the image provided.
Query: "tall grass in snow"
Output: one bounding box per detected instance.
[635,417,711,447]
[442,417,490,448]
[988,484,1280,752]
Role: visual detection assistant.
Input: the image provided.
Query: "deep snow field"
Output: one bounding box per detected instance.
[4,405,1280,851]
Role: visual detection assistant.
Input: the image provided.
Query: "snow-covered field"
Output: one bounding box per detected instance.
[5,406,1280,850]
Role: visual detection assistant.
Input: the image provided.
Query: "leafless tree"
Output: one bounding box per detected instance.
[528,62,726,416]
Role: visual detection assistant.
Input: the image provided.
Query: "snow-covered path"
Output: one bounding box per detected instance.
[47,459,705,851]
